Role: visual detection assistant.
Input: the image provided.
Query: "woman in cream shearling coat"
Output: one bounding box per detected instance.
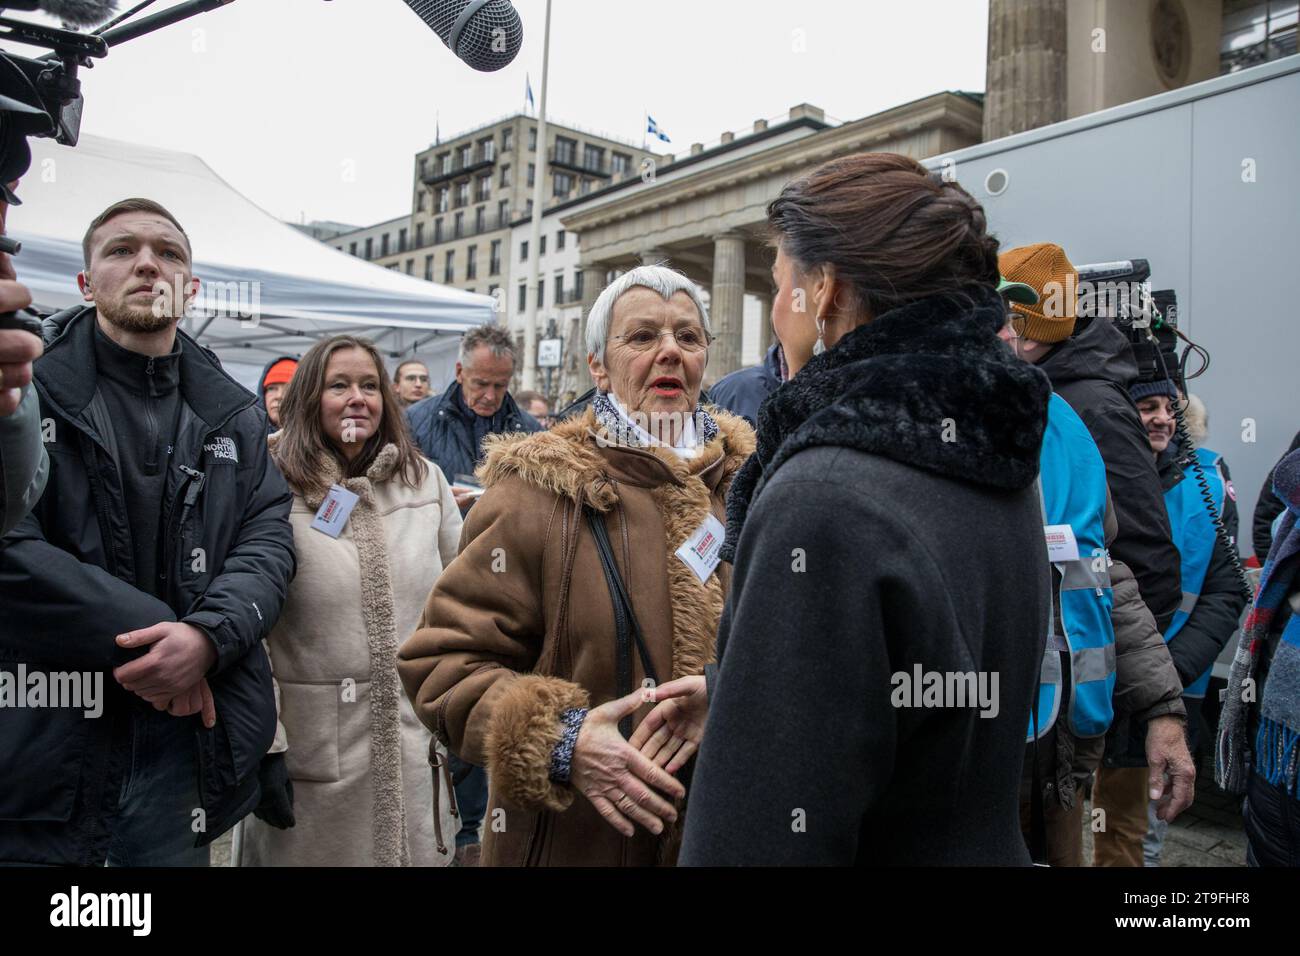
[237,335,462,867]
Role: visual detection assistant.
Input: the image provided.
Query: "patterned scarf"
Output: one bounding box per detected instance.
[590,390,718,455]
[1217,448,1300,795]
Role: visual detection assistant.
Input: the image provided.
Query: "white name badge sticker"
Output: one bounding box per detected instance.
[311,484,360,538]
[1043,524,1080,563]
[676,513,726,585]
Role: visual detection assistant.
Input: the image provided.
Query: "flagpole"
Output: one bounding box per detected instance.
[521,0,551,392]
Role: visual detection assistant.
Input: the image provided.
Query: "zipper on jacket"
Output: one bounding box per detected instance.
[159,465,204,588]
[144,357,159,474]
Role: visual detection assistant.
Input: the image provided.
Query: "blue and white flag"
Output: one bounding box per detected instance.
[526,75,535,113]
[646,114,671,143]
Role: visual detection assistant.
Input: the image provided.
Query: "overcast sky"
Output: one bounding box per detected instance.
[3,0,989,227]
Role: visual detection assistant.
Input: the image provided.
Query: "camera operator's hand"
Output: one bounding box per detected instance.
[0,317,40,417]
[0,180,40,417]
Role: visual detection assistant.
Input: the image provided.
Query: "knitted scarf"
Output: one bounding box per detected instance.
[590,390,718,454]
[1217,447,1300,795]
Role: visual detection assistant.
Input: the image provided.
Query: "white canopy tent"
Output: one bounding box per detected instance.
[8,134,494,391]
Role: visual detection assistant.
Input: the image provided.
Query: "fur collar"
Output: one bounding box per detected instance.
[268,430,402,508]
[477,406,755,511]
[722,285,1051,560]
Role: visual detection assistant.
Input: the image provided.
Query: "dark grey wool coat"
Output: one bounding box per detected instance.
[680,285,1053,866]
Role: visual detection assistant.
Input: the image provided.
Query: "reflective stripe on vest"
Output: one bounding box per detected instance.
[1028,394,1117,742]
[1163,447,1225,698]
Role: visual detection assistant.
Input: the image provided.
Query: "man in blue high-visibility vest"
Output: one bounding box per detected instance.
[997,277,1190,866]
[1127,380,1248,864]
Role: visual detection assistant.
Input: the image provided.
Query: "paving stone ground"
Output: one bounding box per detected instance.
[1081,752,1248,867]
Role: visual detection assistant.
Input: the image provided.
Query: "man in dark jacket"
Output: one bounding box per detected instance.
[1254,429,1300,561]
[403,321,539,864]
[706,342,783,428]
[1002,244,1182,634]
[406,323,540,510]
[0,198,295,866]
[256,355,297,432]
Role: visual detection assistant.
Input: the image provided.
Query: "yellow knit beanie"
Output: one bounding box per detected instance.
[998,243,1078,344]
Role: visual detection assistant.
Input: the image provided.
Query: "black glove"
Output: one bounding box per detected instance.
[252,752,295,829]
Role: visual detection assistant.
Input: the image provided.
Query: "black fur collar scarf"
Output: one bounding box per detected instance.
[720,285,1051,561]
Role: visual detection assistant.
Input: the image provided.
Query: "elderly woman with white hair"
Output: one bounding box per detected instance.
[398,266,754,867]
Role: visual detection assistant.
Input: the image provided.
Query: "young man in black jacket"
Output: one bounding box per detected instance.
[0,198,296,866]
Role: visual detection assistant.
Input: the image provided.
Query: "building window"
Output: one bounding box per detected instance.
[424,255,434,281]
[439,152,451,174]
[498,199,509,224]
[612,152,632,177]
[381,234,390,257]
[437,187,449,213]
[553,171,573,198]
[579,177,591,196]
[364,237,373,259]
[476,174,491,203]
[526,199,533,217]
[527,163,535,187]
[419,157,428,178]
[518,283,527,312]
[456,181,470,207]
[458,144,473,166]
[520,240,528,261]
[479,136,495,162]
[540,234,547,255]
[415,222,424,247]
[583,143,604,171]
[398,227,407,252]
[444,250,455,283]
[574,268,584,301]
[556,230,566,251]
[434,218,443,243]
[349,241,357,256]
[467,245,478,279]
[475,206,485,233]
[502,127,513,152]
[555,272,565,303]
[405,259,414,275]
[417,191,426,212]
[454,212,464,238]
[528,126,537,151]
[554,136,577,165]
[537,278,545,308]
[500,163,511,187]
[490,239,502,275]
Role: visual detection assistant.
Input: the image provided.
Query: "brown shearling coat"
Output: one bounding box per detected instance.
[398,407,754,866]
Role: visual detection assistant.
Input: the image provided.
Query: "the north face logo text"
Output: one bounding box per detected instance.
[204,437,238,463]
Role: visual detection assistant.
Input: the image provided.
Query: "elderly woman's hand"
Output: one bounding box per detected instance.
[629,675,708,775]
[570,688,686,838]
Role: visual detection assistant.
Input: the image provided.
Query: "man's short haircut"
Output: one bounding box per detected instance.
[82,198,192,270]
[458,323,516,368]
[394,359,429,383]
[514,390,545,408]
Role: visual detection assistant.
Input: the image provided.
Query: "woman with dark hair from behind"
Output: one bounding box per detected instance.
[645,153,1053,865]
[236,334,462,866]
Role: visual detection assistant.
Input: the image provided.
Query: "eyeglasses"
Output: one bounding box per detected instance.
[611,326,714,352]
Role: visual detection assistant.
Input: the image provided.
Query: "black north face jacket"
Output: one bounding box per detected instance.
[0,305,295,865]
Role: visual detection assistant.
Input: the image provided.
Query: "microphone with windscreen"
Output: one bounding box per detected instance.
[401,0,523,72]
[0,1,119,28]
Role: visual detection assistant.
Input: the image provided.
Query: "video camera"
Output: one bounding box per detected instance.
[1073,258,1188,390]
